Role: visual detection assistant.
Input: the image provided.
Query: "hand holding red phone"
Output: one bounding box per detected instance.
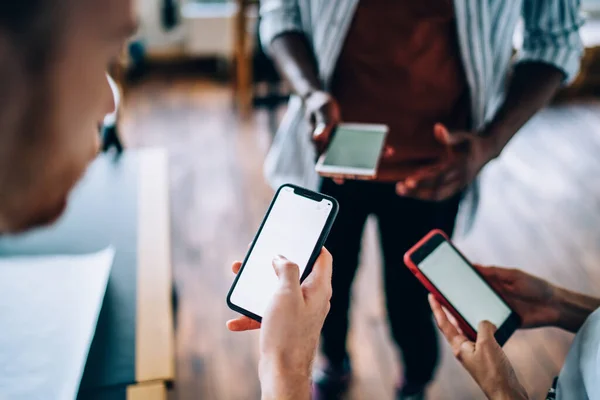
[474,266,559,329]
[429,295,529,400]
[404,230,520,345]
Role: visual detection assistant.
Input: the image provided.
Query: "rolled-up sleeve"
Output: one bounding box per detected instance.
[259,0,304,51]
[518,0,584,83]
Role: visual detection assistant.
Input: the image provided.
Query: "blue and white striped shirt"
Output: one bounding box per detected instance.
[259,0,584,201]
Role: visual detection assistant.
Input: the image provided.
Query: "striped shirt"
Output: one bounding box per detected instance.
[554,307,600,399]
[259,0,584,221]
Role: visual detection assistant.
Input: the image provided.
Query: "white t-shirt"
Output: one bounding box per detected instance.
[556,307,600,400]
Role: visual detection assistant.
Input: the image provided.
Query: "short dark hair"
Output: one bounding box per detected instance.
[0,1,45,35]
[0,1,62,72]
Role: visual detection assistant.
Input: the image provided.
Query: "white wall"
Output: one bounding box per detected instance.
[136,0,186,53]
[136,0,257,58]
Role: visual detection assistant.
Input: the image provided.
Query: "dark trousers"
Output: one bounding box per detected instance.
[319,179,462,386]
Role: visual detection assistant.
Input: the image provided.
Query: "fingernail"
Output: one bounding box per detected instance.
[273,255,287,262]
[314,123,326,136]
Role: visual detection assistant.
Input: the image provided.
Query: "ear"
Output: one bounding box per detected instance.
[105,73,121,121]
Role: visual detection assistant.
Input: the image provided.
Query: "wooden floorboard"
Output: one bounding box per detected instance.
[123,73,600,400]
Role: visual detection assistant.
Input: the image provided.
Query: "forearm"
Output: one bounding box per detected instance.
[259,359,311,400]
[269,32,322,99]
[552,287,600,333]
[489,389,529,400]
[483,62,564,158]
[484,375,529,400]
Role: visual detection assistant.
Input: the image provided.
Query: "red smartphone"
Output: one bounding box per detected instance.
[404,230,520,346]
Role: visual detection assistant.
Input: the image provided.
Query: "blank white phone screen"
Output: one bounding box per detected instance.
[418,242,511,330]
[322,126,387,169]
[230,187,333,318]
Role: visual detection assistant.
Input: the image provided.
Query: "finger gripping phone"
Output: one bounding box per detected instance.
[404,230,520,346]
[226,184,339,322]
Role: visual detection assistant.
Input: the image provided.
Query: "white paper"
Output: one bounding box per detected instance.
[0,248,115,400]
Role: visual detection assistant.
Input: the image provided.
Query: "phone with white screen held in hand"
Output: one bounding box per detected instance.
[315,123,389,180]
[404,230,521,346]
[226,184,339,322]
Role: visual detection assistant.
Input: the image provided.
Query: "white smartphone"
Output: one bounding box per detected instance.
[227,184,339,322]
[315,123,389,179]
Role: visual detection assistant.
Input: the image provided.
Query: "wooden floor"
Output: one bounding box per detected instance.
[122,73,600,400]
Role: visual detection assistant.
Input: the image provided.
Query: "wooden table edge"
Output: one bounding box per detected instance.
[136,148,176,383]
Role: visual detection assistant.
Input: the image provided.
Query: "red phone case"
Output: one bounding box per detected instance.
[403,229,478,341]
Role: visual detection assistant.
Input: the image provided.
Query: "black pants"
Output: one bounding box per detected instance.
[320,179,462,387]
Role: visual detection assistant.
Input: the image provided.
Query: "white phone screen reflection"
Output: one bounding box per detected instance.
[418,242,512,330]
[230,187,333,318]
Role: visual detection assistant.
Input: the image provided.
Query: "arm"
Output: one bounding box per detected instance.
[396,63,564,200]
[260,4,341,151]
[482,62,563,159]
[269,33,322,100]
[259,360,311,400]
[552,288,600,333]
[259,0,320,99]
[485,0,585,158]
[269,33,341,152]
[396,0,584,200]
[476,266,600,333]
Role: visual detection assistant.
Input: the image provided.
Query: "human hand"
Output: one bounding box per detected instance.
[429,295,529,400]
[304,91,341,155]
[396,123,497,201]
[226,258,262,332]
[475,265,559,329]
[227,249,333,400]
[326,146,396,186]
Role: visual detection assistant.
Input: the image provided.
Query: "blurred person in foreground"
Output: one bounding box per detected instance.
[0,2,332,400]
[259,1,583,398]
[430,265,600,400]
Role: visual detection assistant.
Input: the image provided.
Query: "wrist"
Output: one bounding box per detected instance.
[479,125,508,161]
[488,384,529,400]
[259,357,311,400]
[300,87,325,102]
[526,281,563,328]
[551,286,600,332]
[549,286,569,327]
[302,89,329,105]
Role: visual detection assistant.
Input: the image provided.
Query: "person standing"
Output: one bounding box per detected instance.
[259,1,583,398]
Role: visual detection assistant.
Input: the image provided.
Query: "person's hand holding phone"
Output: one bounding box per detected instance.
[304,91,341,155]
[396,123,497,201]
[474,266,560,329]
[227,249,333,400]
[429,295,529,400]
